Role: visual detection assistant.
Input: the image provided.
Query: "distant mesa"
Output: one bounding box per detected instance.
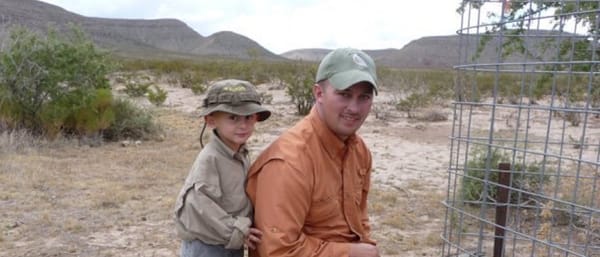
[0,0,565,69]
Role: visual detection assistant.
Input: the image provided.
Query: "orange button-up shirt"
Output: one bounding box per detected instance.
[246,107,375,257]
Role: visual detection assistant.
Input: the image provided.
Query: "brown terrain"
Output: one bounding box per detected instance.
[3,72,600,256]
[3,1,595,257]
[0,72,452,257]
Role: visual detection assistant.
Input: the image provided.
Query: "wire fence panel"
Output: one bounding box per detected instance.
[442,1,600,257]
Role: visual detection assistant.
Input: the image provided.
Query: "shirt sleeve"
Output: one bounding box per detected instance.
[252,160,350,257]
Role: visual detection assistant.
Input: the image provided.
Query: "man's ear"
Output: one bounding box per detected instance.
[313,83,323,102]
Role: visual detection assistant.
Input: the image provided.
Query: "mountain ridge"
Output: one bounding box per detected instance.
[0,0,283,61]
[0,0,570,69]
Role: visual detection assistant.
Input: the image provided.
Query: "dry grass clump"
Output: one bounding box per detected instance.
[368,182,445,256]
[417,109,449,122]
[1,130,50,154]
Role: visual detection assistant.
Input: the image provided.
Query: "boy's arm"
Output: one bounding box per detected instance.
[249,160,350,257]
[177,184,250,249]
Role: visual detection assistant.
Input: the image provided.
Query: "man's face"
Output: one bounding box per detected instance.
[314,81,374,141]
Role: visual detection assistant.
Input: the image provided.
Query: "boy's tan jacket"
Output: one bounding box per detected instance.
[174,130,252,249]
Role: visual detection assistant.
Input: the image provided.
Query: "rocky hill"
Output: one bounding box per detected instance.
[0,0,577,69]
[283,31,576,69]
[0,0,283,60]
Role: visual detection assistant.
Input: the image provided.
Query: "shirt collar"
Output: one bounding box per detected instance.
[308,107,358,159]
[210,129,248,160]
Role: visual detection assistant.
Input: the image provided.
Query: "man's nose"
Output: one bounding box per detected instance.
[346,98,360,112]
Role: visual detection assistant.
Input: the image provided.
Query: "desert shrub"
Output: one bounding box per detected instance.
[39,88,115,138]
[396,92,431,118]
[179,71,207,89]
[281,63,316,115]
[563,110,581,127]
[123,81,152,97]
[191,83,207,95]
[147,85,168,106]
[0,25,115,135]
[418,109,448,122]
[102,98,161,141]
[461,146,551,204]
[258,91,273,105]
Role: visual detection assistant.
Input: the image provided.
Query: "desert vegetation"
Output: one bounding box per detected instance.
[2,23,599,257]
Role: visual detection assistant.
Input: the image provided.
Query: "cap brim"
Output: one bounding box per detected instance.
[328,69,378,94]
[199,102,271,121]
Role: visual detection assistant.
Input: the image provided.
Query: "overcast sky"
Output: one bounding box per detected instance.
[38,0,464,54]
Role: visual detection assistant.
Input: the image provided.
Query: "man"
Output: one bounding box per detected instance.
[246,48,380,257]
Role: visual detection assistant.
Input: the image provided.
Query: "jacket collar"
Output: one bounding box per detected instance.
[210,129,248,160]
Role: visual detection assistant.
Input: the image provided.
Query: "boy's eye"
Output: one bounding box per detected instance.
[228,115,240,121]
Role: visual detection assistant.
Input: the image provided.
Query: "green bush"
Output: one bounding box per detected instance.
[40,88,114,138]
[123,81,152,97]
[147,85,168,106]
[281,63,316,115]
[258,91,273,105]
[396,92,431,118]
[461,146,550,204]
[102,98,161,141]
[0,25,115,135]
[190,83,207,95]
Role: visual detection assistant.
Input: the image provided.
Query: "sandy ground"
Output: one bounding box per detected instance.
[0,77,457,257]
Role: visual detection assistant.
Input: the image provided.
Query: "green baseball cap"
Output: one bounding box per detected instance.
[315,48,378,94]
[199,79,271,121]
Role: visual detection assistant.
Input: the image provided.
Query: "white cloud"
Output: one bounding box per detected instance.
[38,0,463,54]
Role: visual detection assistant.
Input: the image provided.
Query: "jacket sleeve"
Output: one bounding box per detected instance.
[178,184,251,249]
[250,160,350,257]
[178,154,252,249]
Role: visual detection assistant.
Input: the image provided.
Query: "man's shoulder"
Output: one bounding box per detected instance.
[251,129,317,172]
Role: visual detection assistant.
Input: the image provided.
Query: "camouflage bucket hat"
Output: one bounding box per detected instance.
[199,79,271,121]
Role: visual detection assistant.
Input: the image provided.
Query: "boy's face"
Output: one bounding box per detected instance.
[206,111,258,151]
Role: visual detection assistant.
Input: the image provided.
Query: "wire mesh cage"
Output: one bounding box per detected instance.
[442,1,600,257]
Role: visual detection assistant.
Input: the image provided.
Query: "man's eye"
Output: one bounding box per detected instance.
[338,92,351,97]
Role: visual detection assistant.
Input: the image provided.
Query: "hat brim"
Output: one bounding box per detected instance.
[328,69,378,94]
[199,102,271,121]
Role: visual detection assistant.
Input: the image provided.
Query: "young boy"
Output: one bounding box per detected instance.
[174,79,271,257]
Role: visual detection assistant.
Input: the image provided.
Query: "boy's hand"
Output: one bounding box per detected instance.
[244,227,263,250]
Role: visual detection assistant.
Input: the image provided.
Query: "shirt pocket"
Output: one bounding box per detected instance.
[306,194,341,225]
[354,168,368,206]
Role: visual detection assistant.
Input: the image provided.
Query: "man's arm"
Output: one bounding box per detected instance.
[251,160,350,257]
[361,150,375,241]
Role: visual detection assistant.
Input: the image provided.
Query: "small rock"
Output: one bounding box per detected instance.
[121,140,130,147]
